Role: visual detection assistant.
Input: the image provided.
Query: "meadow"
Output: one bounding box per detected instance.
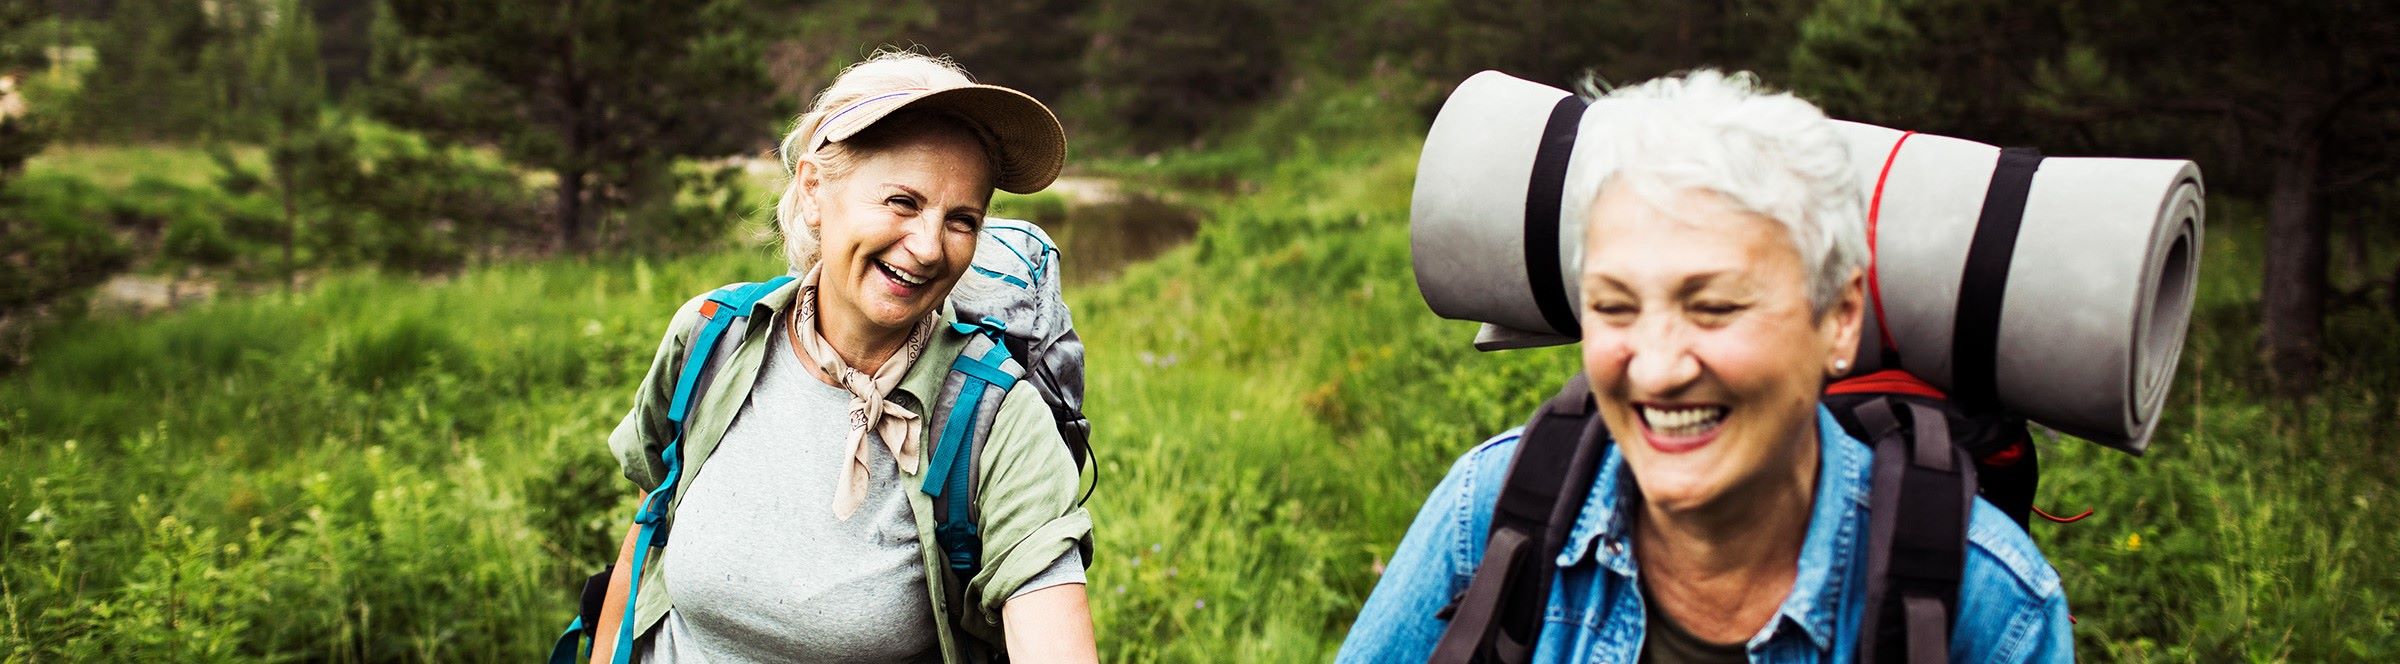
[4,82,2397,662]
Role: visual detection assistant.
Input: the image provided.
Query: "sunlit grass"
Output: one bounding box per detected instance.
[23,143,264,192]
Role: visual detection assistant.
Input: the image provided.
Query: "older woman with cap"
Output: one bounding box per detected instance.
[604,50,1094,662]
[1339,70,2072,662]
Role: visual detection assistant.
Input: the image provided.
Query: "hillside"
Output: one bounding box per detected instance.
[4,87,2397,662]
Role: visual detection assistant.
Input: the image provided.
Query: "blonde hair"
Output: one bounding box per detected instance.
[1566,70,1868,315]
[773,49,979,272]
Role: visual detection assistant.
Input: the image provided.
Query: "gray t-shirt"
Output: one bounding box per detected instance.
[641,312,1081,663]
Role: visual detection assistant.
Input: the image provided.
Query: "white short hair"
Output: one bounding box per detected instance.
[772,49,977,273]
[1565,70,1867,314]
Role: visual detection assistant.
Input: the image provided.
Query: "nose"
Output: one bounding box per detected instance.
[1623,315,1701,398]
[896,212,946,265]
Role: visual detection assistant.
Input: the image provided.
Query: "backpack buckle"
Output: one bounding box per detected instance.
[937,520,983,573]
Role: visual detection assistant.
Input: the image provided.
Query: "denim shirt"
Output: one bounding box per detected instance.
[1339,407,2073,663]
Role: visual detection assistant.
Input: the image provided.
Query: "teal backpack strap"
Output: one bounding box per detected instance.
[547,616,587,664]
[554,276,790,664]
[920,317,1023,652]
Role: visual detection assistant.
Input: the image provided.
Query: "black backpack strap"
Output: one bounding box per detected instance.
[1430,374,1609,664]
[1855,398,1976,664]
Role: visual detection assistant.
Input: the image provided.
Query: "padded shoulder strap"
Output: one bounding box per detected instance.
[1430,374,1608,664]
[605,276,791,664]
[1855,398,1976,664]
[921,319,1025,657]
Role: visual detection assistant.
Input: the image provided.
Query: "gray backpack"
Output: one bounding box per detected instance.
[946,216,1091,471]
[919,217,1094,657]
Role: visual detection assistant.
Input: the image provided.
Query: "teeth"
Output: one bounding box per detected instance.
[1641,405,1727,437]
[878,261,928,286]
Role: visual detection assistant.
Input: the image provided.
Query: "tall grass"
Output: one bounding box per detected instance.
[4,76,2395,661]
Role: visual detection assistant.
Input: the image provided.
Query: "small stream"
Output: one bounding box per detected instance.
[1025,176,1204,284]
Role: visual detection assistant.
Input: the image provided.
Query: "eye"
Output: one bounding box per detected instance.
[1589,301,1638,325]
[946,213,982,233]
[886,195,921,213]
[1689,301,1745,322]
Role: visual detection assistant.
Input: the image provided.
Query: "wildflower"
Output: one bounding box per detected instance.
[2123,533,2142,552]
[1195,599,1207,610]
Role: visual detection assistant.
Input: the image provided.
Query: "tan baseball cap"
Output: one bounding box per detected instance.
[806,83,1067,194]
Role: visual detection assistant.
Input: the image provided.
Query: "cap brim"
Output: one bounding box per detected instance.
[819,85,1066,194]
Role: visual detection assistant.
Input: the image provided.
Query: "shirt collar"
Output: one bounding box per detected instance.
[1769,406,1874,650]
[1553,405,1874,651]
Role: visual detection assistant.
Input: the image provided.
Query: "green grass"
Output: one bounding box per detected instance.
[22,144,264,193]
[4,84,2397,661]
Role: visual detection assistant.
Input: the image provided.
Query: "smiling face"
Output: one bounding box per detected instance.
[1578,181,1862,513]
[799,120,994,349]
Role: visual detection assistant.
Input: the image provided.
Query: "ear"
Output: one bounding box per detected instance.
[796,160,826,232]
[1823,267,1866,375]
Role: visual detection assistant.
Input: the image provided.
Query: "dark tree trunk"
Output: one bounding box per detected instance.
[2261,117,2327,396]
[557,167,585,252]
[556,0,589,252]
[278,159,297,294]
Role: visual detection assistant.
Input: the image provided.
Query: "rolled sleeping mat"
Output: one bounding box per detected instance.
[1408,71,2203,453]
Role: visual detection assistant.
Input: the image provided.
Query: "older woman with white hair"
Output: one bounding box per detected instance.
[1339,70,2072,662]
[604,50,1095,663]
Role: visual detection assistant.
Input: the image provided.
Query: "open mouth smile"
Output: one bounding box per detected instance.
[875,260,931,288]
[1637,403,1729,452]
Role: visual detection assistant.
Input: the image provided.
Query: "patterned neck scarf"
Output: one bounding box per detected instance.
[789,266,938,520]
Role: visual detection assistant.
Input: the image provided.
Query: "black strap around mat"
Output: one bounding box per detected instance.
[1951,148,2044,407]
[1430,375,1608,664]
[1522,95,1589,338]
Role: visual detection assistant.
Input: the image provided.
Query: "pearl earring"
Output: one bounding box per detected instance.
[1833,359,1851,374]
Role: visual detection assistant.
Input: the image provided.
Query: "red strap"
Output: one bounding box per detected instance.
[1979,439,2028,467]
[2034,506,2094,523]
[1826,369,1947,400]
[1867,131,1917,358]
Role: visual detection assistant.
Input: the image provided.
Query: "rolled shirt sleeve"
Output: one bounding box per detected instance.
[608,294,712,492]
[965,381,1095,627]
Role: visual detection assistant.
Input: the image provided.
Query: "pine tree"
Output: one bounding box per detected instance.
[249,0,326,291]
[377,0,777,251]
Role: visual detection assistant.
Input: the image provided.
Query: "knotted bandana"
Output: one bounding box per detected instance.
[788,267,938,520]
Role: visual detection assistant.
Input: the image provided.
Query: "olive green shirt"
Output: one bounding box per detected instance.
[608,279,1092,662]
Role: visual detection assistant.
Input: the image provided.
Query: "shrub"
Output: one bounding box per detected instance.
[160,214,236,266]
[0,172,132,315]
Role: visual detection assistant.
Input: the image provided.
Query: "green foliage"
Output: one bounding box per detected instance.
[597,160,757,256]
[161,215,238,266]
[67,0,252,140]
[377,0,782,250]
[0,171,131,315]
[217,113,542,274]
[1077,0,1280,150]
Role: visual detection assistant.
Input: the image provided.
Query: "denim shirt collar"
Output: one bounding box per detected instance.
[1554,406,1874,652]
